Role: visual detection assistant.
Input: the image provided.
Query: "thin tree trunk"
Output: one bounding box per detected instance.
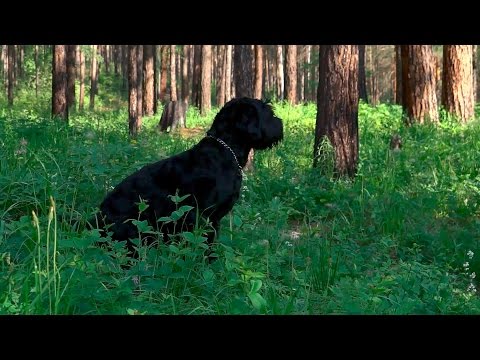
[473,45,477,102]
[136,45,143,117]
[121,45,127,91]
[104,45,110,73]
[7,45,15,106]
[170,45,177,102]
[200,45,212,115]
[313,45,359,178]
[225,45,232,102]
[34,45,39,98]
[160,45,169,103]
[234,45,254,98]
[66,45,76,111]
[298,46,305,103]
[216,45,226,106]
[358,45,368,103]
[79,48,85,111]
[395,45,402,105]
[192,45,201,107]
[285,45,297,104]
[143,45,155,115]
[276,45,284,100]
[254,45,263,99]
[182,45,190,104]
[52,45,68,120]
[89,45,97,110]
[128,45,140,136]
[304,45,311,102]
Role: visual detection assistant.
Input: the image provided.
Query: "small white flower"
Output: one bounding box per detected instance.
[285,241,293,248]
[470,272,476,279]
[463,262,470,269]
[290,231,301,240]
[467,283,477,293]
[467,250,474,259]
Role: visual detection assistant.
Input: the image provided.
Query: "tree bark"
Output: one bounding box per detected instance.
[313,45,359,178]
[276,45,284,100]
[143,45,155,115]
[254,45,263,99]
[441,45,474,123]
[285,45,297,104]
[216,45,226,107]
[79,47,85,111]
[181,45,190,104]
[394,45,402,105]
[34,45,39,98]
[192,45,202,107]
[358,45,368,103]
[136,45,144,117]
[234,45,254,98]
[160,45,169,103]
[401,45,439,124]
[66,45,76,111]
[225,45,232,102]
[89,45,97,111]
[128,45,141,136]
[170,45,177,102]
[200,45,212,115]
[7,45,15,106]
[52,45,68,120]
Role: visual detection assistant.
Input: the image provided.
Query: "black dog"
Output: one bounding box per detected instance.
[90,97,283,257]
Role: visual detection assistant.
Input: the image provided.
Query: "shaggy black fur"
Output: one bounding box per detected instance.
[90,97,283,256]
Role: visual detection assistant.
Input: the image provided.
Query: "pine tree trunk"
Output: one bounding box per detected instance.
[441,45,474,123]
[160,45,169,103]
[298,46,305,103]
[473,45,477,102]
[104,45,110,73]
[182,45,190,104]
[52,45,68,120]
[170,45,177,102]
[18,45,24,80]
[313,45,359,178]
[394,45,402,105]
[143,45,155,115]
[358,45,368,103]
[192,45,201,107]
[225,45,232,102]
[200,45,212,115]
[254,45,263,99]
[66,45,76,111]
[128,45,141,136]
[89,45,97,110]
[7,45,15,106]
[304,45,311,102]
[285,45,297,104]
[79,48,85,111]
[401,45,439,124]
[234,45,254,97]
[34,45,39,98]
[136,45,143,117]
[216,45,226,107]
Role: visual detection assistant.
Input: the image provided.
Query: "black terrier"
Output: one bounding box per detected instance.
[90,97,283,257]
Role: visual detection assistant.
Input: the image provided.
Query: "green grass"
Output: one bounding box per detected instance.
[1,82,480,314]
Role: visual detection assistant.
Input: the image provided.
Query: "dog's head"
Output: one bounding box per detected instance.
[207,97,283,150]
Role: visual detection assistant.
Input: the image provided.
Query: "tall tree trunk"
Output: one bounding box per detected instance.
[304,45,311,102]
[7,45,15,106]
[401,45,439,125]
[104,45,110,73]
[34,45,39,98]
[225,45,232,102]
[473,45,477,102]
[394,45,402,105]
[52,45,68,120]
[285,45,297,104]
[216,45,226,107]
[200,45,212,115]
[192,45,201,107]
[254,45,263,99]
[182,45,190,104]
[89,45,97,110]
[160,45,169,103]
[234,45,254,98]
[128,45,140,136]
[170,45,177,102]
[136,45,143,117]
[313,45,359,178]
[298,46,305,103]
[79,48,85,111]
[66,45,76,111]
[441,45,474,123]
[18,45,24,80]
[143,45,155,115]
[358,45,368,103]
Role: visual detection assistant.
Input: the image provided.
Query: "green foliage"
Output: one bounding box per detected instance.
[1,87,480,314]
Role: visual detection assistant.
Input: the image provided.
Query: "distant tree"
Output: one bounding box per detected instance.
[313,45,359,178]
[276,45,284,100]
[7,45,14,106]
[358,45,368,103]
[216,45,226,107]
[181,45,191,104]
[143,45,155,116]
[394,45,402,105]
[128,45,140,136]
[34,45,39,98]
[401,45,438,124]
[160,45,169,103]
[254,45,263,99]
[66,45,76,111]
[136,45,143,117]
[192,45,201,107]
[200,45,212,115]
[285,45,297,104]
[442,45,474,123]
[79,47,85,111]
[225,45,233,101]
[52,45,68,120]
[234,45,254,98]
[170,45,177,102]
[89,45,97,111]
[473,45,477,102]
